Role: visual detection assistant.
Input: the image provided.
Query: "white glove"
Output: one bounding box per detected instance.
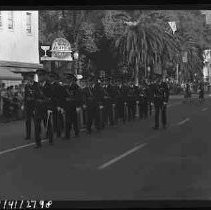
[83,105,87,109]
[99,105,104,109]
[47,110,53,115]
[76,107,81,112]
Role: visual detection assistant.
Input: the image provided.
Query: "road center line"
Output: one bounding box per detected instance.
[177,118,190,125]
[0,139,48,156]
[99,117,190,170]
[98,143,147,170]
[201,108,208,112]
[0,101,185,157]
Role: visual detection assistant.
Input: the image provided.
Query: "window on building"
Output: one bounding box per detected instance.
[0,11,2,28]
[26,12,32,33]
[8,11,14,30]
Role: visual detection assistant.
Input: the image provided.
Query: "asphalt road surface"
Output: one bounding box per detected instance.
[0,95,211,200]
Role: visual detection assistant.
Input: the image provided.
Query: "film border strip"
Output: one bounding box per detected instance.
[0,200,52,209]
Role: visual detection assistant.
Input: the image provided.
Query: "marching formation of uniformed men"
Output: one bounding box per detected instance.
[24,69,170,149]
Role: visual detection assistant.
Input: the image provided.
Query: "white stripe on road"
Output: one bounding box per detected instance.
[98,143,147,170]
[0,139,48,156]
[0,101,184,157]
[177,118,190,125]
[201,108,208,112]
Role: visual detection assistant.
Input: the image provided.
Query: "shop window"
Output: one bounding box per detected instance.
[26,12,32,34]
[8,11,14,30]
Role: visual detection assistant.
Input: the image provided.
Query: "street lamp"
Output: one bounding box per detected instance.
[73,51,79,60]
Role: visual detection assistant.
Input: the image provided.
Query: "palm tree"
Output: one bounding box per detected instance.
[112,11,180,85]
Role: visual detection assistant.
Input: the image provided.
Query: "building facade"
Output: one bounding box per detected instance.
[0,10,42,86]
[203,49,211,83]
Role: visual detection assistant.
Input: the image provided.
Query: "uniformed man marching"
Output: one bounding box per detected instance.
[33,69,49,148]
[81,75,97,134]
[92,78,105,130]
[64,73,82,139]
[152,78,169,130]
[24,72,36,140]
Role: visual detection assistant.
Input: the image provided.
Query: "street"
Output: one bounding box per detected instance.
[0,95,211,200]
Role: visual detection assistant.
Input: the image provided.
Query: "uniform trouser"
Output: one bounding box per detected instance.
[53,109,57,131]
[140,100,148,119]
[25,109,34,138]
[56,110,64,137]
[34,115,42,146]
[128,100,136,121]
[65,110,79,138]
[154,104,167,128]
[34,111,53,145]
[52,108,64,137]
[103,102,113,126]
[95,105,103,130]
[139,101,143,119]
[116,99,123,121]
[143,100,148,119]
[149,101,152,116]
[86,106,97,132]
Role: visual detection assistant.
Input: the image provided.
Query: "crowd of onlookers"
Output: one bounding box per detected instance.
[0,83,25,121]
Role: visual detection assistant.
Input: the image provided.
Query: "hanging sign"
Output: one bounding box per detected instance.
[41,38,73,61]
[51,38,72,59]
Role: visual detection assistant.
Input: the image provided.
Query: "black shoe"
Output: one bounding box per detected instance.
[64,136,70,140]
[49,142,54,145]
[75,134,79,138]
[152,126,159,130]
[163,125,167,129]
[34,145,41,149]
[25,137,30,140]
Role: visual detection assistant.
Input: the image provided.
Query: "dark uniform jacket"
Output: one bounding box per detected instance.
[64,83,82,111]
[24,83,35,112]
[82,86,96,108]
[33,81,49,117]
[51,82,66,109]
[107,84,118,104]
[92,83,105,104]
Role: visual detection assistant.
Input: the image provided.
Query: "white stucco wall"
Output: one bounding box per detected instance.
[0,11,39,64]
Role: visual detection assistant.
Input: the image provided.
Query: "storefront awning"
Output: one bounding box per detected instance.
[0,67,23,80]
[0,60,43,69]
